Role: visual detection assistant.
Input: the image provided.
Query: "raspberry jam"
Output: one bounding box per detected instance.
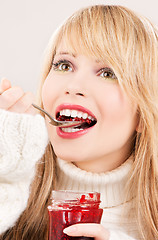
[57,115,92,125]
[48,190,103,240]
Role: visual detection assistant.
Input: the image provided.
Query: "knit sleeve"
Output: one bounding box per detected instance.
[0,109,48,234]
[109,229,137,240]
[0,109,48,182]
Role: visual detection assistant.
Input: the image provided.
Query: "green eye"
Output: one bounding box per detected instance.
[53,60,72,72]
[98,67,117,80]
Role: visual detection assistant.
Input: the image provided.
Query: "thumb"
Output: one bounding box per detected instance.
[0,78,12,93]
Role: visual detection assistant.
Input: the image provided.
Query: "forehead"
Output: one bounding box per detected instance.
[55,39,75,55]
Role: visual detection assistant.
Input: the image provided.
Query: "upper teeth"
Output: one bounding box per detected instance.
[59,109,95,120]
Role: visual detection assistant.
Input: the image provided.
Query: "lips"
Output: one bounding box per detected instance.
[55,104,97,138]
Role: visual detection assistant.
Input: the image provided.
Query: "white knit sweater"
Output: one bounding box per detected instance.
[0,109,48,235]
[0,109,141,239]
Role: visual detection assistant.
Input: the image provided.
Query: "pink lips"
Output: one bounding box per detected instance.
[56,127,91,139]
[55,103,96,139]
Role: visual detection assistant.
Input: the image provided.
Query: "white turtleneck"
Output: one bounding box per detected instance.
[56,157,141,239]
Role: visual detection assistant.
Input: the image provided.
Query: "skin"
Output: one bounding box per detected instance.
[41,40,139,239]
[42,40,139,173]
[0,39,139,239]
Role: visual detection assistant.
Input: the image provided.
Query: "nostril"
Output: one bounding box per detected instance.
[76,92,84,96]
[65,91,84,96]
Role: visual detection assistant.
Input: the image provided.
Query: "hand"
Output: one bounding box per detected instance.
[63,223,110,240]
[0,78,36,115]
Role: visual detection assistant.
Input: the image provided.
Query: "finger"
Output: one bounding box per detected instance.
[8,91,35,114]
[0,86,24,109]
[0,78,12,93]
[63,223,109,240]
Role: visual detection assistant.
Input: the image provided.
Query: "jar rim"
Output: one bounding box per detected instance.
[51,190,101,202]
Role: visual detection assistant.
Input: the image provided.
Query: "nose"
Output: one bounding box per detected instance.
[64,76,86,97]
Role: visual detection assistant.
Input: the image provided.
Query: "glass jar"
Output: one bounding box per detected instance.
[48,190,103,240]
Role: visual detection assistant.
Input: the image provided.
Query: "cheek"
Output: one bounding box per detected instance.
[98,86,137,129]
[99,86,125,119]
[41,75,56,109]
[42,70,66,110]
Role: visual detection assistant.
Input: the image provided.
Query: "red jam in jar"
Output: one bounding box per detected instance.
[48,190,103,240]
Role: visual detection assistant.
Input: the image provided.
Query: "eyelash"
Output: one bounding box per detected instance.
[52,59,117,80]
[52,59,73,72]
[97,68,117,80]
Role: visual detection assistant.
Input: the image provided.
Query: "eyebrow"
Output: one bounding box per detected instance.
[55,51,105,64]
[55,51,76,57]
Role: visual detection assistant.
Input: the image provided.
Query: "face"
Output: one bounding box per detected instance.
[42,39,139,172]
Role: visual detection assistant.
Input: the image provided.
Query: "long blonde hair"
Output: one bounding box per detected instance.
[1,5,158,240]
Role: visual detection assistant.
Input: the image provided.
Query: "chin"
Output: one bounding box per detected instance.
[53,147,83,163]
[55,151,76,161]
[51,140,84,160]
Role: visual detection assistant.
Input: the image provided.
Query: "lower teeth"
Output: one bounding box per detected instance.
[61,127,84,133]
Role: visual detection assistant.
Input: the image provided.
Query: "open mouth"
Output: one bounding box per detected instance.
[56,109,97,132]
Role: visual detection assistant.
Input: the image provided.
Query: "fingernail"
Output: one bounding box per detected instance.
[63,225,77,234]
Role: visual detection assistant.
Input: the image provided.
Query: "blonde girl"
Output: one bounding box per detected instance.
[0,4,157,240]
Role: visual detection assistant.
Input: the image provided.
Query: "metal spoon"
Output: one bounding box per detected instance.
[32,103,82,127]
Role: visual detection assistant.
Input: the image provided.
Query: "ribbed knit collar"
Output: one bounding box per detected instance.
[56,156,133,208]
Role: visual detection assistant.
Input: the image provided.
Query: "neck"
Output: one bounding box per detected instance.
[72,152,132,173]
